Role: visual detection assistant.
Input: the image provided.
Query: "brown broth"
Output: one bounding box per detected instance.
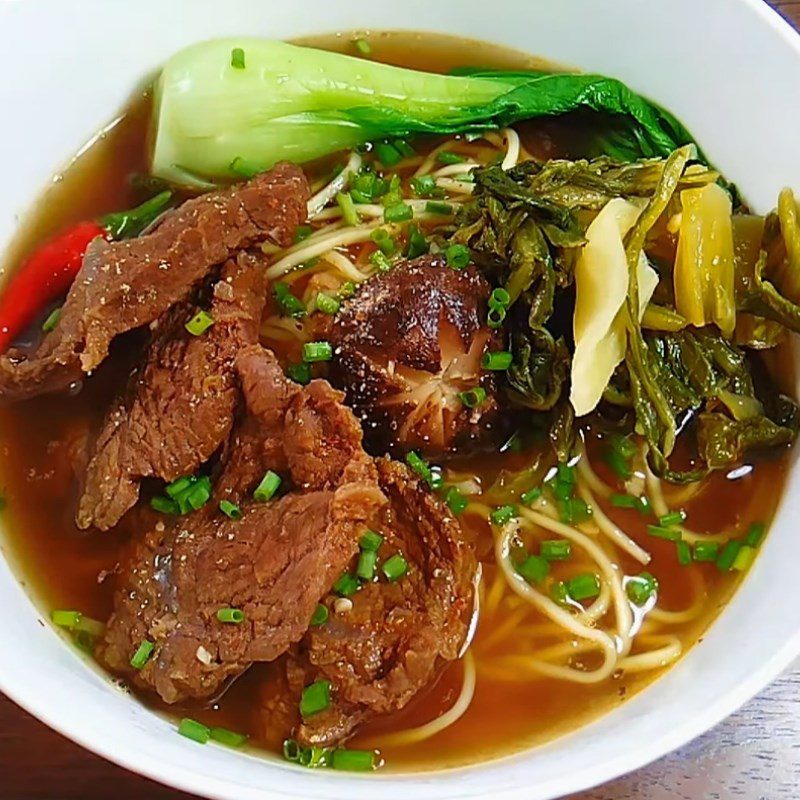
[0,31,791,772]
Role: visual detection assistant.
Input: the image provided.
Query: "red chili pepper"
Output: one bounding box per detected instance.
[0,189,172,353]
[0,221,108,351]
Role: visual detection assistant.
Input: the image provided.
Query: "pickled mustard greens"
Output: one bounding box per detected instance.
[152,38,698,185]
[454,151,800,479]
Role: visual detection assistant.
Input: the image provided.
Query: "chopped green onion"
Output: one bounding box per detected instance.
[315,292,341,315]
[384,202,413,223]
[286,362,311,385]
[550,580,569,605]
[482,351,513,371]
[359,530,383,551]
[425,200,454,215]
[299,746,333,769]
[437,151,466,165]
[130,639,155,669]
[42,307,61,333]
[406,451,433,485]
[487,305,506,328]
[626,572,658,606]
[647,524,682,542]
[566,572,601,601]
[405,225,429,258]
[381,174,403,206]
[165,475,193,498]
[444,243,470,270]
[744,521,765,548]
[230,47,246,69]
[610,493,639,509]
[445,486,468,515]
[331,748,376,772]
[374,141,402,167]
[300,680,331,717]
[217,607,245,624]
[210,727,248,748]
[382,553,408,582]
[294,225,312,243]
[186,478,212,510]
[274,282,306,318]
[283,739,302,762]
[51,610,82,629]
[716,540,742,571]
[611,435,637,458]
[559,497,592,524]
[310,603,329,627]
[338,280,357,298]
[253,470,281,502]
[540,540,572,561]
[150,495,180,515]
[178,718,211,744]
[557,462,575,485]
[521,487,542,505]
[229,156,262,178]
[637,496,652,515]
[604,450,631,480]
[516,554,549,585]
[333,573,361,597]
[394,139,415,158]
[370,227,397,255]
[410,175,440,198]
[370,250,393,272]
[552,480,573,501]
[659,510,687,527]
[185,310,215,336]
[336,191,360,226]
[675,540,692,566]
[732,544,757,571]
[302,341,333,362]
[357,550,378,581]
[693,541,720,562]
[489,287,511,308]
[219,499,242,520]
[490,505,517,525]
[353,38,372,56]
[458,387,486,408]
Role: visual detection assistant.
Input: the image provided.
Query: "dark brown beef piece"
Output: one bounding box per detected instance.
[98,345,386,703]
[0,163,309,401]
[287,457,477,747]
[76,251,268,531]
[329,255,502,458]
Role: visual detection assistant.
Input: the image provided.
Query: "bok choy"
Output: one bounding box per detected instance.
[152,38,699,185]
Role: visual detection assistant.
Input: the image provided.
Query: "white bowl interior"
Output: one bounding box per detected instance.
[0,1,799,798]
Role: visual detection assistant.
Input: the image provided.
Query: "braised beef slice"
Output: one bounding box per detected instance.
[287,457,477,747]
[98,346,386,703]
[76,251,268,531]
[0,163,309,402]
[329,255,502,458]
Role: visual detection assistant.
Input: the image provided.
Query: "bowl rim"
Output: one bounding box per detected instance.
[2,1,800,798]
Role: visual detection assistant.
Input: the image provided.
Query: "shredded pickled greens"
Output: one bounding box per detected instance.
[454,150,800,478]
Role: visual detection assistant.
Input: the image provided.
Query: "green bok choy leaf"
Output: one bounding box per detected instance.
[151,38,700,185]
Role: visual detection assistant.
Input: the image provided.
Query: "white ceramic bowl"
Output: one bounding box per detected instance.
[1,1,799,798]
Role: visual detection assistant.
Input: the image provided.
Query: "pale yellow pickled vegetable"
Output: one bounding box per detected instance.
[673,182,736,337]
[571,198,658,416]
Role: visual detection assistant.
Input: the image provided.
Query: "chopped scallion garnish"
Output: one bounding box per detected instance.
[521,487,542,505]
[300,680,331,717]
[659,510,687,527]
[383,202,413,223]
[458,386,486,408]
[253,470,281,502]
[410,175,440,198]
[405,225,429,258]
[437,151,466,165]
[315,292,341,315]
[331,748,376,772]
[210,726,248,748]
[286,362,312,385]
[230,47,246,69]
[490,505,517,525]
[333,573,361,597]
[646,524,682,542]
[566,572,601,601]
[359,530,383,551]
[51,610,82,629]
[732,544,757,571]
[675,540,692,566]
[357,550,378,581]
[370,227,396,255]
[445,486,468,515]
[516,554,549,585]
[716,540,742,571]
[178,718,211,744]
[217,607,245,624]
[626,572,658,606]
[302,341,333,362]
[42,307,61,333]
[274,282,306,318]
[219,499,242,520]
[744,521,765,548]
[425,200,453,215]
[310,603,329,626]
[444,243,470,270]
[374,141,402,167]
[130,639,155,670]
[336,191,360,226]
[185,310,214,336]
[540,540,572,561]
[693,541,720,562]
[382,553,408,582]
[353,38,372,56]
[481,351,513,371]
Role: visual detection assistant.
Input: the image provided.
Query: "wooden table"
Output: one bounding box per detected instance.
[3,2,800,798]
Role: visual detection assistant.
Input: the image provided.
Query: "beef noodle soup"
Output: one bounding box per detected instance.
[0,32,796,771]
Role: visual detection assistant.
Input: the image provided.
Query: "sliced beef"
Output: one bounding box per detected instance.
[98,480,384,704]
[76,251,268,531]
[287,457,477,747]
[0,163,309,401]
[98,345,387,703]
[329,255,502,458]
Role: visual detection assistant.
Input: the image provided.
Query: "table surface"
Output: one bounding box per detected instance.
[3,2,800,798]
